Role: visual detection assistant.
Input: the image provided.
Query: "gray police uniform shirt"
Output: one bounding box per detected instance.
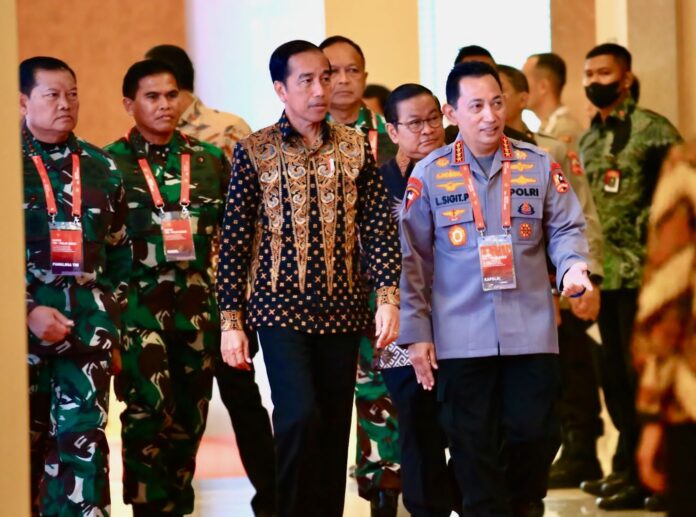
[397,135,589,360]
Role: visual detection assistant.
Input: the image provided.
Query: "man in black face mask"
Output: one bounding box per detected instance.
[578,43,681,511]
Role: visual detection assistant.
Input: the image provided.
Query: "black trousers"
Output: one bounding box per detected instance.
[437,354,561,516]
[665,423,696,516]
[257,327,360,517]
[382,365,459,517]
[215,331,276,516]
[557,309,603,454]
[596,289,640,482]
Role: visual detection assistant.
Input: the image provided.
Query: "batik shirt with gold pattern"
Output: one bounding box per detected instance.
[217,111,401,334]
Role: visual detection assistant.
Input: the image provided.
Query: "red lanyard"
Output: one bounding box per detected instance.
[456,140,513,235]
[127,130,191,212]
[31,153,81,221]
[137,155,191,211]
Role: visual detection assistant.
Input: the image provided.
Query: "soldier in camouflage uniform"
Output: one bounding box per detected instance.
[105,60,230,516]
[578,43,681,511]
[319,35,401,515]
[21,56,132,517]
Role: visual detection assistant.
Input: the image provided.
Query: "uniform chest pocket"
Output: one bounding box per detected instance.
[24,207,50,241]
[434,203,476,249]
[126,205,155,237]
[510,199,543,245]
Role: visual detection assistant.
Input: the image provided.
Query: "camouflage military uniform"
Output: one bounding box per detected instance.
[177,93,252,162]
[23,125,131,517]
[579,96,681,486]
[105,128,229,514]
[328,105,402,499]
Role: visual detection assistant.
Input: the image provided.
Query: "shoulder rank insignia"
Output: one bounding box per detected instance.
[550,162,569,193]
[500,135,513,159]
[454,140,465,164]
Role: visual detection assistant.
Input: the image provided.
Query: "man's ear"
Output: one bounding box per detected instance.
[123,97,134,117]
[274,80,288,103]
[623,70,634,91]
[19,93,29,117]
[443,103,458,127]
[386,122,399,145]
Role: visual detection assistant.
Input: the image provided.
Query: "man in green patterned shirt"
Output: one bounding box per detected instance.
[21,56,132,517]
[578,43,681,511]
[106,60,230,516]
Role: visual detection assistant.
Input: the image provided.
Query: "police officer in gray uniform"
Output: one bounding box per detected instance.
[398,61,593,516]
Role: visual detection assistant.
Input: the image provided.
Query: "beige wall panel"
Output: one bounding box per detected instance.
[677,0,696,140]
[17,0,186,146]
[627,0,679,127]
[324,0,419,89]
[1,0,30,513]
[551,0,596,129]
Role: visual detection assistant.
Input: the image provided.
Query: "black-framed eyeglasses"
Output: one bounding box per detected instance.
[395,114,443,133]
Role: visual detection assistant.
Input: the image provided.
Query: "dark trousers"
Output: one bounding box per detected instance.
[382,365,459,517]
[257,327,360,517]
[665,423,696,516]
[596,289,640,482]
[215,331,276,516]
[557,309,603,455]
[437,354,561,516]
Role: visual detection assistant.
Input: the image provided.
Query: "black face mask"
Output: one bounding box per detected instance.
[585,81,622,109]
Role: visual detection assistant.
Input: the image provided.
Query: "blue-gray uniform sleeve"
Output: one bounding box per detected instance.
[397,163,434,345]
[543,156,590,290]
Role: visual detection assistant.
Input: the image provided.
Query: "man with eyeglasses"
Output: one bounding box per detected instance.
[320,35,402,516]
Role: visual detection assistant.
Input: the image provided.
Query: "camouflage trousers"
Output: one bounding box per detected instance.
[29,352,112,517]
[114,328,216,514]
[354,334,401,499]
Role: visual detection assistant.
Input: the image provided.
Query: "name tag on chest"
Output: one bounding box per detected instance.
[161,212,196,262]
[478,234,516,291]
[49,221,84,275]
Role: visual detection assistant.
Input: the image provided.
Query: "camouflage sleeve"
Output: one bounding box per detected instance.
[356,139,401,306]
[104,177,132,317]
[216,142,261,329]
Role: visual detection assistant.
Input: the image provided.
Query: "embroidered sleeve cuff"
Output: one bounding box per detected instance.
[220,310,244,331]
[376,286,400,307]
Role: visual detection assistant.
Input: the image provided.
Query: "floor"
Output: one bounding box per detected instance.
[105,327,662,516]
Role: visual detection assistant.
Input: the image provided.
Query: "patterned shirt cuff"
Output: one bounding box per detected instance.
[376,286,400,307]
[220,310,244,331]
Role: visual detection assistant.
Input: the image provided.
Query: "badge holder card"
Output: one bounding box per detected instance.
[478,234,517,291]
[161,211,196,262]
[49,221,84,275]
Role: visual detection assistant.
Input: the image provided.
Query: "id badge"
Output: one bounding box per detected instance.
[603,169,621,193]
[161,212,196,262]
[477,234,516,291]
[49,221,84,275]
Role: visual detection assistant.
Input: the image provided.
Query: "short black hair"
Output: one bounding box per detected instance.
[269,40,324,84]
[319,35,366,67]
[122,60,179,99]
[384,83,440,125]
[20,56,76,96]
[446,61,502,105]
[364,84,391,113]
[145,44,194,91]
[454,45,494,66]
[498,64,529,94]
[530,52,566,94]
[586,43,632,71]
